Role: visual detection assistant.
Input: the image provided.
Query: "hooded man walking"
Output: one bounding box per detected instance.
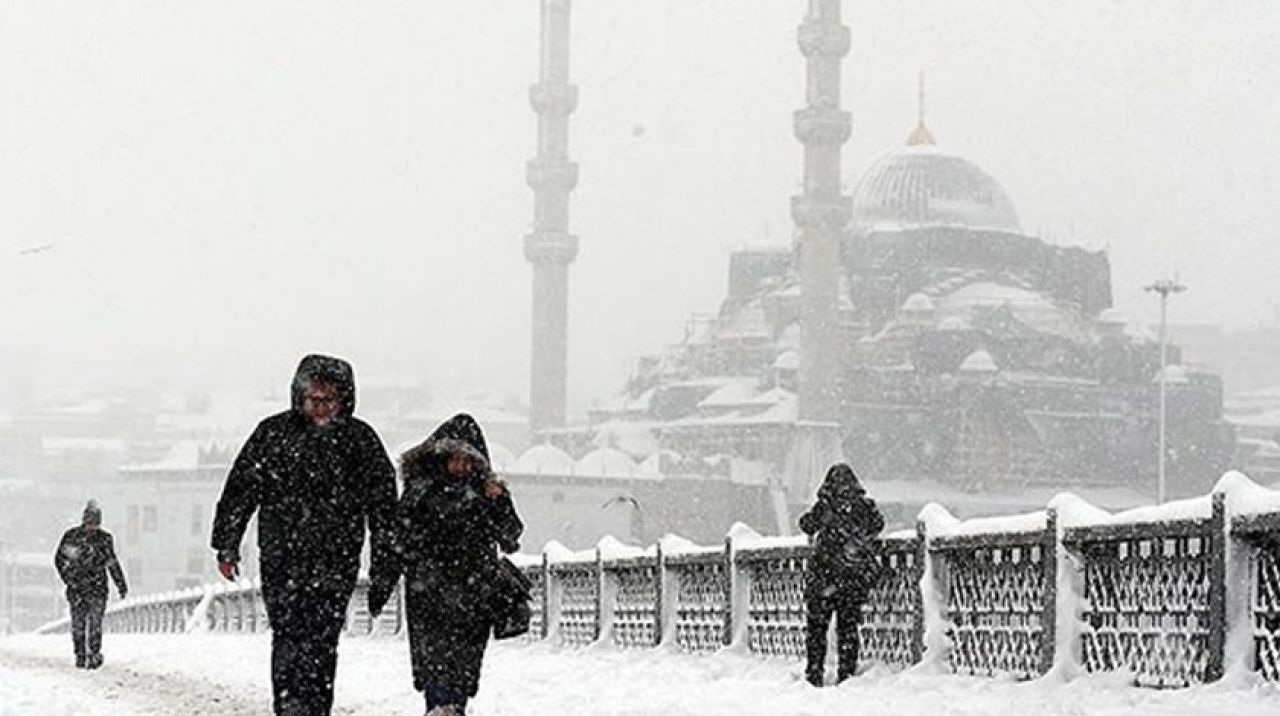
[54,500,128,669]
[211,354,399,716]
[799,463,884,686]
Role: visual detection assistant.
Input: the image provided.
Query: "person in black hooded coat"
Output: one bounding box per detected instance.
[798,463,885,686]
[210,354,399,716]
[372,413,523,716]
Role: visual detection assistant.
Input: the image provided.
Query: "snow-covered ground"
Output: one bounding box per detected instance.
[2,633,1278,715]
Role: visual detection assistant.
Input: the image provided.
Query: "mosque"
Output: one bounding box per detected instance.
[508,0,1235,543]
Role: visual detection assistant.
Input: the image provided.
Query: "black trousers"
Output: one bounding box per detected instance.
[265,585,352,716]
[68,593,106,660]
[805,591,864,685]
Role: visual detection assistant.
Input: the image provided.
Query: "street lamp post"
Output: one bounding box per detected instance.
[1144,277,1187,504]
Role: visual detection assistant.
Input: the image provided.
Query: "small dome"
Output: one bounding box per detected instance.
[959,349,999,373]
[852,145,1021,234]
[576,447,637,479]
[511,444,574,476]
[901,292,936,313]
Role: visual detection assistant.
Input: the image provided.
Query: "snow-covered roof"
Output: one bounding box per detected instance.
[936,281,1088,342]
[772,350,799,371]
[1097,307,1127,326]
[698,380,760,409]
[591,420,660,458]
[41,437,127,453]
[1152,364,1190,385]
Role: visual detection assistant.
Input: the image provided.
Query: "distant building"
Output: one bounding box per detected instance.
[0,551,62,634]
[101,441,243,595]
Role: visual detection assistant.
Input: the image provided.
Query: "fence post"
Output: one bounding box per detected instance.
[723,535,734,647]
[540,551,551,640]
[1041,508,1058,675]
[912,518,927,665]
[595,547,605,643]
[654,541,665,648]
[1207,491,1227,682]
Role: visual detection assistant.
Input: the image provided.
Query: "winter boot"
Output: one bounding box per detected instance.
[87,653,103,670]
[74,654,86,669]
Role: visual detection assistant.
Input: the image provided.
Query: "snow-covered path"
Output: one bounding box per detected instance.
[2,633,1279,715]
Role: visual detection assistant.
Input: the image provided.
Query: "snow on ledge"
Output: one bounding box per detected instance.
[922,502,1047,539]
[1216,470,1280,517]
[598,535,654,561]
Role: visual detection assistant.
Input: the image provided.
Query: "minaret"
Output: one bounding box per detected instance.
[793,0,852,422]
[525,0,578,435]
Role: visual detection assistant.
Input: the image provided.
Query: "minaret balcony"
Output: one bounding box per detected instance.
[524,232,580,264]
[529,82,580,114]
[526,159,580,192]
[797,20,850,59]
[793,108,851,145]
[791,195,852,230]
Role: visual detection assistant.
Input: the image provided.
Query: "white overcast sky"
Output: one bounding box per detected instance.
[1,0,1277,414]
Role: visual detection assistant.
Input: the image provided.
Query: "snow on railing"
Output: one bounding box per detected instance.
[32,473,1280,689]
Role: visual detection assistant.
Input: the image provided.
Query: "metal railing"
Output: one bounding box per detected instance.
[35,482,1280,689]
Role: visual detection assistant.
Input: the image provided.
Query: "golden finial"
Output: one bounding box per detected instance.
[907,70,936,146]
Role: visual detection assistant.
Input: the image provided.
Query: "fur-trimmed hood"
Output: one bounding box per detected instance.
[290,354,356,418]
[400,413,490,482]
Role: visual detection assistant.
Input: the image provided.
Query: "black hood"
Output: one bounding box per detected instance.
[290,354,356,418]
[817,463,864,501]
[400,413,490,482]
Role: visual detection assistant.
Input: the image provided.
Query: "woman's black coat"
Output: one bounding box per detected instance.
[385,413,523,696]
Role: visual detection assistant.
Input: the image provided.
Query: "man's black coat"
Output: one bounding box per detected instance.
[55,526,127,601]
[210,354,399,612]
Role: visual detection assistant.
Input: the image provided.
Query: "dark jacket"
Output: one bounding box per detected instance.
[55,527,127,601]
[799,463,885,600]
[210,354,399,604]
[385,413,523,696]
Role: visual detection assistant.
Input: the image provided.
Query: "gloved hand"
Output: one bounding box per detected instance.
[216,549,241,582]
[118,588,128,600]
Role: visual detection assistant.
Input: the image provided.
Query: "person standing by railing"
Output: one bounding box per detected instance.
[211,354,399,716]
[54,500,128,669]
[799,463,884,686]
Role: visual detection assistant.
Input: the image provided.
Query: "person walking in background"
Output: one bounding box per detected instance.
[211,354,399,716]
[798,463,884,687]
[370,413,523,716]
[54,500,128,669]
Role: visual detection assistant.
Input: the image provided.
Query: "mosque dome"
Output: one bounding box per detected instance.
[851,128,1021,234]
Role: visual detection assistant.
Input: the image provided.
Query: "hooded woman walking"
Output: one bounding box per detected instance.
[372,413,523,716]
